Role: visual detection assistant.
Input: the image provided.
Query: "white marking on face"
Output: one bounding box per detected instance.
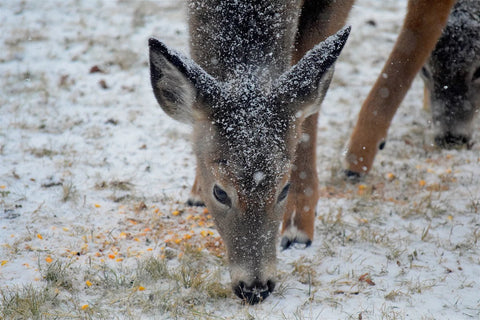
[253,171,266,186]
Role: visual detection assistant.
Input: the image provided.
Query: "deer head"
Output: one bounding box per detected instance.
[149,26,350,304]
[421,2,480,148]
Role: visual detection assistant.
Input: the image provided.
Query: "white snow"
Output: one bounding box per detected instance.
[1,0,479,319]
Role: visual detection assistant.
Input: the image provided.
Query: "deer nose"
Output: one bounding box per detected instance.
[434,132,471,148]
[233,279,275,304]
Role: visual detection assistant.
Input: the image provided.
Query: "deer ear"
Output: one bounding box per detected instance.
[274,26,351,117]
[149,38,220,123]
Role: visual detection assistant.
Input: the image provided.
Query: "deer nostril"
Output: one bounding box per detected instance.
[233,280,275,305]
[434,133,470,149]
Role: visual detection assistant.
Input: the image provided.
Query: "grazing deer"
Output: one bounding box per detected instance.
[149,0,350,304]
[344,0,457,177]
[149,0,457,304]
[421,0,480,148]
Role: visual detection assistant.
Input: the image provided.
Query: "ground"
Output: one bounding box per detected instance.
[0,0,479,319]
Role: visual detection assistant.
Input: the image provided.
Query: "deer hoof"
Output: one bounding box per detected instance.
[186,195,205,207]
[344,169,362,182]
[280,233,312,250]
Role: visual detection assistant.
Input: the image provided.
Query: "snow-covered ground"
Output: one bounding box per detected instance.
[1,1,479,319]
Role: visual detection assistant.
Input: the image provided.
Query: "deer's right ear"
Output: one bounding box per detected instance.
[149,38,219,123]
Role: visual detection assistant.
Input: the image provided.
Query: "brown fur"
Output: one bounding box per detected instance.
[345,0,457,175]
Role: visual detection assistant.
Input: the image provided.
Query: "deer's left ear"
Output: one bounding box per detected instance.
[273,26,351,118]
[149,38,220,123]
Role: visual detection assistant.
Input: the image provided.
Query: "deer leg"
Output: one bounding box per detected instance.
[281,0,354,249]
[186,167,205,207]
[281,113,319,248]
[345,0,456,178]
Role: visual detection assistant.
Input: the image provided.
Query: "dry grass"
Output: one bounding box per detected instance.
[1,248,231,319]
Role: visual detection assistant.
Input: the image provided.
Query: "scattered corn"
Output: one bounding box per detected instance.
[172,210,180,216]
[386,173,395,181]
[37,234,43,240]
[419,180,426,187]
[86,280,92,287]
[138,286,145,291]
[1,260,7,266]
[81,304,89,310]
[200,230,214,237]
[45,256,53,263]
[94,204,101,208]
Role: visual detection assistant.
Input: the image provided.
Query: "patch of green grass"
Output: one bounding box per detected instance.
[39,259,75,290]
[0,285,58,319]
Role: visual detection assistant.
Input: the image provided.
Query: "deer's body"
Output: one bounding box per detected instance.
[421,0,480,148]
[150,0,349,304]
[149,0,459,304]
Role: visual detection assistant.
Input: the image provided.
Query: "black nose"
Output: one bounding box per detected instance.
[434,133,470,149]
[233,280,275,305]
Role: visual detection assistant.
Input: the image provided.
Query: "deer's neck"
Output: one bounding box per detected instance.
[188,0,302,82]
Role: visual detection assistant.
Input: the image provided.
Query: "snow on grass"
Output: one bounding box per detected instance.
[1,0,479,319]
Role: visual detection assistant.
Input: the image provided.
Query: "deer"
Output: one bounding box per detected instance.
[149,0,456,304]
[421,0,480,148]
[344,0,457,177]
[149,0,350,304]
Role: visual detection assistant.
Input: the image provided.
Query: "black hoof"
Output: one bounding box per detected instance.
[378,141,386,150]
[434,133,470,149]
[186,198,205,207]
[344,169,362,183]
[281,236,312,250]
[234,280,275,305]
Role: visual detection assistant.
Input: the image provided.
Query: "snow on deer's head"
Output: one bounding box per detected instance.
[149,27,350,304]
[421,2,480,148]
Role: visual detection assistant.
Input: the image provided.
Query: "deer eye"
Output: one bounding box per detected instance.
[213,185,231,207]
[277,183,290,203]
